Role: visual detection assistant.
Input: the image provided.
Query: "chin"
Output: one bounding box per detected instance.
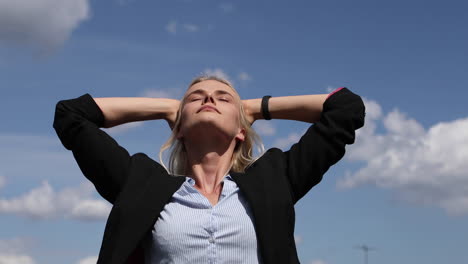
[185,123,233,139]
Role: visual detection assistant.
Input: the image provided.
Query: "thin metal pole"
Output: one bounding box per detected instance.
[354,244,375,264]
[364,246,368,264]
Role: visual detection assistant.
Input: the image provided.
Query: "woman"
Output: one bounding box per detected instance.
[53,75,365,264]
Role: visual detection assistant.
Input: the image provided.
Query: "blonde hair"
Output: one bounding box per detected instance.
[159,75,265,176]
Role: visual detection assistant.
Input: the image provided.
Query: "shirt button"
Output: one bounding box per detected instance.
[208,236,215,243]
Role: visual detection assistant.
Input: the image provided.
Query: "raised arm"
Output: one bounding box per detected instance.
[93,97,180,129]
[53,94,180,203]
[243,93,329,124]
[244,88,365,203]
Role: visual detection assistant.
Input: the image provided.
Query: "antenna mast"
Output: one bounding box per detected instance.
[354,244,376,264]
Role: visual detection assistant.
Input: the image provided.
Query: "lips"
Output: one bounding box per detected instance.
[198,105,218,113]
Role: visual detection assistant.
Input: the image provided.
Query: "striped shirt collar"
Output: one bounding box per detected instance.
[180,174,236,197]
[185,173,233,186]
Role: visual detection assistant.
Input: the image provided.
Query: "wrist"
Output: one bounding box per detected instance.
[161,99,179,120]
[244,99,262,121]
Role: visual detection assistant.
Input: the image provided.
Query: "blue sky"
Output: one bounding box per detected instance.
[0,0,467,263]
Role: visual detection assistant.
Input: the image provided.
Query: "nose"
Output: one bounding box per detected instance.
[203,94,215,104]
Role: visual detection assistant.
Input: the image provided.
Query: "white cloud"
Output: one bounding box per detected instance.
[200,68,253,85]
[219,3,234,13]
[0,254,35,264]
[70,199,112,220]
[202,68,232,82]
[294,235,302,245]
[362,98,383,120]
[0,181,56,218]
[253,121,276,136]
[0,175,5,189]
[102,121,144,135]
[309,260,327,264]
[140,88,183,100]
[0,133,110,220]
[338,98,468,215]
[0,180,111,221]
[326,86,336,93]
[0,238,36,264]
[76,255,98,264]
[238,72,252,81]
[165,20,177,34]
[165,20,201,34]
[273,130,306,150]
[183,23,199,32]
[0,0,90,53]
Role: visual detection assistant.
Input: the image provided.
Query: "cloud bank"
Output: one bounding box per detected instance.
[165,20,200,34]
[76,256,98,264]
[0,238,36,264]
[339,98,468,215]
[0,180,110,221]
[0,0,90,52]
[253,121,276,136]
[273,130,306,150]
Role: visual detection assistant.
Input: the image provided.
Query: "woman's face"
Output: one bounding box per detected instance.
[177,80,245,143]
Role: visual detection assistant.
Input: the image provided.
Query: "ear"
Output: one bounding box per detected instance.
[177,134,183,141]
[235,127,246,142]
[176,129,183,140]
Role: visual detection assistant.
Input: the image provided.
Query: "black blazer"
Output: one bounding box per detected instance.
[53,88,365,264]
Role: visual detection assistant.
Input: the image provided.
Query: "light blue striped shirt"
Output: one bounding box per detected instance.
[143,174,263,264]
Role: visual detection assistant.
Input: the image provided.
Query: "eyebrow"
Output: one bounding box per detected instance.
[185,89,234,99]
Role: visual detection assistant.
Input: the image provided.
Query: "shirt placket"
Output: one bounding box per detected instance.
[208,206,217,264]
[188,176,236,264]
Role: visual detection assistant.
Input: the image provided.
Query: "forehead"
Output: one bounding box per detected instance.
[185,80,239,98]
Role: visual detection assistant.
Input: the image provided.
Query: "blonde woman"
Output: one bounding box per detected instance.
[53,75,365,264]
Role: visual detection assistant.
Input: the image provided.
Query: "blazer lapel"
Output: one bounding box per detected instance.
[230,170,270,263]
[112,171,185,264]
[136,173,186,228]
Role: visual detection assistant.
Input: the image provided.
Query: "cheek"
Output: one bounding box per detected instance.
[227,110,241,126]
[233,107,242,122]
[179,106,192,121]
[176,109,190,131]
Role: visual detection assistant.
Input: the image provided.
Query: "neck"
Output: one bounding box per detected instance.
[183,133,237,195]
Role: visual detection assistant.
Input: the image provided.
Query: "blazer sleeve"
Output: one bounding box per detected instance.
[283,87,365,204]
[53,93,132,204]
